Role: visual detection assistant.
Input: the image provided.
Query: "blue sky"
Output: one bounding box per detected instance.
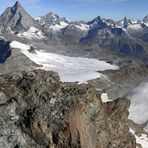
[0,0,147,21]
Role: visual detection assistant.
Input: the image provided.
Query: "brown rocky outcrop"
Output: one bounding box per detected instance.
[0,70,136,148]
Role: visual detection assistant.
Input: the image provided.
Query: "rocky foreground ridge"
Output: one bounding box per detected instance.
[0,70,136,148]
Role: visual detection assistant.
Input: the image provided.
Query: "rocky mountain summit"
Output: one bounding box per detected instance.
[37,12,69,27]
[0,70,136,148]
[0,1,36,33]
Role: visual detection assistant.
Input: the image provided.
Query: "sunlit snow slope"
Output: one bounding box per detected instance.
[17,27,45,39]
[130,128,148,148]
[10,41,118,83]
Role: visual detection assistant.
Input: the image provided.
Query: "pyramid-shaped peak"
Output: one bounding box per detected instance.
[87,16,103,25]
[0,1,36,33]
[11,1,24,13]
[14,1,22,7]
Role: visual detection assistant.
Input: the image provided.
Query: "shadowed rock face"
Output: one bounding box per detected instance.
[80,25,146,60]
[143,15,148,23]
[0,70,136,147]
[0,39,11,63]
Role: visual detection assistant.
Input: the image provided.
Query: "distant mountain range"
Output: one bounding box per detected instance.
[0,1,148,62]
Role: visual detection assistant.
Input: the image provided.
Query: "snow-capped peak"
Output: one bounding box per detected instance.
[35,17,41,21]
[37,12,70,27]
[115,17,145,32]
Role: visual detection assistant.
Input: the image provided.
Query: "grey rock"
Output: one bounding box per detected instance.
[0,70,136,147]
[0,1,36,33]
[0,92,8,104]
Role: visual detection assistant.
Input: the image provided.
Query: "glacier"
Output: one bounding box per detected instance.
[10,41,118,83]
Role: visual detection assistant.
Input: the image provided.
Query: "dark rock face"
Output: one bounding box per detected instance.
[87,16,107,29]
[0,1,36,33]
[143,15,148,23]
[123,17,129,29]
[60,25,86,45]
[28,46,36,54]
[140,32,148,42]
[0,70,136,147]
[0,39,11,63]
[110,40,145,57]
[80,21,147,60]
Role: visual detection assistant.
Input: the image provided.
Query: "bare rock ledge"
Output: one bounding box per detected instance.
[0,70,136,148]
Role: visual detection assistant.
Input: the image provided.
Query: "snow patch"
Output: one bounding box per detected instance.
[51,13,56,20]
[10,41,30,50]
[49,21,68,31]
[131,20,138,24]
[35,17,41,20]
[75,24,89,31]
[128,24,142,30]
[101,93,112,103]
[130,128,148,148]
[17,27,45,39]
[10,41,118,83]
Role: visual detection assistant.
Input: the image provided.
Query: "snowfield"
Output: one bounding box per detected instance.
[10,41,118,83]
[101,93,112,103]
[75,23,90,31]
[10,41,30,50]
[49,21,68,31]
[128,24,142,30]
[17,27,45,39]
[130,128,148,148]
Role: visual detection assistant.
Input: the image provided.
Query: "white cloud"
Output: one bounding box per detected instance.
[128,82,148,125]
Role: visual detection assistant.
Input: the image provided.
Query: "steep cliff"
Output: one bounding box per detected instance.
[0,39,11,63]
[0,70,136,148]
